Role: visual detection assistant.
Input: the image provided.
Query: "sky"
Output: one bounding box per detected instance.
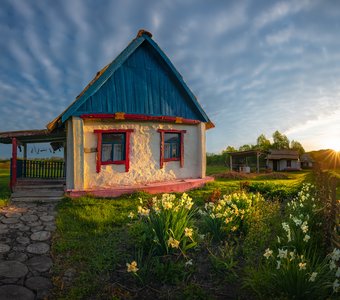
[1,0,340,158]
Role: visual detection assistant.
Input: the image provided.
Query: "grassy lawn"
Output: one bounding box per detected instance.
[51,169,312,299]
[0,161,10,207]
[206,164,228,175]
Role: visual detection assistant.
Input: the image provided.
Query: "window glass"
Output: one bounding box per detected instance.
[164,133,180,159]
[102,144,113,162]
[102,133,125,162]
[113,144,123,161]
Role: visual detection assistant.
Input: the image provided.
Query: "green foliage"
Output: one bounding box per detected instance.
[242,197,281,264]
[243,181,300,201]
[0,161,10,207]
[239,144,254,151]
[208,241,239,280]
[256,134,271,151]
[291,140,305,155]
[272,130,290,149]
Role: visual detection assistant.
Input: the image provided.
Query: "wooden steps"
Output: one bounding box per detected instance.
[11,179,65,203]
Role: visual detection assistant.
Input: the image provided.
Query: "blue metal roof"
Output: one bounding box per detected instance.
[57,31,211,125]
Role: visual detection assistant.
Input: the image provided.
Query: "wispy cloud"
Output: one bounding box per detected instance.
[254,0,315,30]
[265,26,294,45]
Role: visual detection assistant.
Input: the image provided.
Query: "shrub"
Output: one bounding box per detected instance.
[214,171,250,180]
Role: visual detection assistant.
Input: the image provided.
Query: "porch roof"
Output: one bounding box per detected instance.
[0,129,66,144]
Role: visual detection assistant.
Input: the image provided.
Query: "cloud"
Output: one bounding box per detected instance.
[254,0,315,30]
[265,26,294,46]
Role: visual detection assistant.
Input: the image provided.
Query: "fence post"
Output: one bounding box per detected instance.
[10,137,17,191]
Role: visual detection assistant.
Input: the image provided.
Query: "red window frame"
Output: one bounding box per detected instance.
[157,129,186,169]
[94,129,134,173]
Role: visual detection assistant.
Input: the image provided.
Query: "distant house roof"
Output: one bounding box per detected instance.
[48,29,214,131]
[266,149,299,160]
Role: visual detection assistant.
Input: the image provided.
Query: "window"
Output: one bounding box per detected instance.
[94,129,134,173]
[287,160,291,167]
[158,129,186,168]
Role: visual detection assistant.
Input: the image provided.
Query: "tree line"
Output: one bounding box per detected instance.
[207,130,305,166]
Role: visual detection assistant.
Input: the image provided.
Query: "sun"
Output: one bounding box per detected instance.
[318,135,340,152]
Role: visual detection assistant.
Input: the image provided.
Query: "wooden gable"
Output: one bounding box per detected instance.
[49,30,213,130]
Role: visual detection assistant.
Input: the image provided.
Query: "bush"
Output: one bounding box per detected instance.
[214,171,250,180]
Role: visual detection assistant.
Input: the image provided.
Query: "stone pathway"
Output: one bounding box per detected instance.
[0,202,57,300]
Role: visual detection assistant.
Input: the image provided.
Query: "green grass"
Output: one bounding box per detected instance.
[52,194,142,299]
[51,169,312,299]
[0,161,10,207]
[206,164,228,175]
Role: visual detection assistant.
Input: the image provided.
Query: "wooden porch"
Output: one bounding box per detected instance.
[0,129,66,192]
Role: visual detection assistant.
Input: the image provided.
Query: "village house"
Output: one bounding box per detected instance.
[0,30,214,197]
[266,149,301,171]
[300,153,314,168]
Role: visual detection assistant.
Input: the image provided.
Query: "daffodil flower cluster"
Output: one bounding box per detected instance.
[203,192,262,240]
[263,246,340,293]
[134,193,193,217]
[261,183,339,295]
[131,193,197,255]
[280,183,321,248]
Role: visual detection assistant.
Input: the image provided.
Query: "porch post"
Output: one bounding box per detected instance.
[23,143,27,159]
[10,137,17,190]
[230,155,233,171]
[256,152,260,173]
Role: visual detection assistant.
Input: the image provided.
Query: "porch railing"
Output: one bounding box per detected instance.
[13,159,65,179]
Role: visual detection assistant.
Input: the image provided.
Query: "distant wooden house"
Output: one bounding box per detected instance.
[266,149,300,171]
[300,153,314,168]
[0,30,214,197]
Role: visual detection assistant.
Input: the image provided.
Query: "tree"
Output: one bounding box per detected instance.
[256,134,271,151]
[225,146,237,153]
[290,140,305,155]
[239,144,253,151]
[272,130,290,149]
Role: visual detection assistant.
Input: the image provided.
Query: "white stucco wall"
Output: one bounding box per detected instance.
[82,120,205,189]
[268,159,300,171]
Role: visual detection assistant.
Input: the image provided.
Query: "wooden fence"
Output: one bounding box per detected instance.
[313,166,339,250]
[13,159,65,179]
